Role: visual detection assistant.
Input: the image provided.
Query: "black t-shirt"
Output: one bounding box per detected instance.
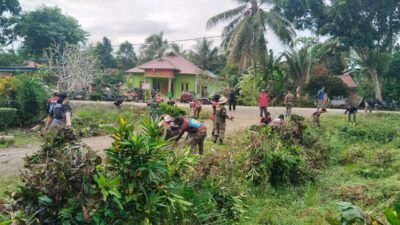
[50,103,72,120]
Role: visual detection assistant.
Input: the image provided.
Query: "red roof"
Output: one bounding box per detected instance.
[339,73,357,88]
[139,58,179,71]
[126,55,201,75]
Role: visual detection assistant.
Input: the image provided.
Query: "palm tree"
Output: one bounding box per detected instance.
[138,31,169,63]
[281,41,316,106]
[188,38,219,71]
[207,0,295,70]
[169,43,187,56]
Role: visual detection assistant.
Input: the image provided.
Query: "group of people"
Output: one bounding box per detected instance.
[43,86,361,157]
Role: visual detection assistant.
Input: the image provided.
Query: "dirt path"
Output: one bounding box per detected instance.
[0,104,343,178]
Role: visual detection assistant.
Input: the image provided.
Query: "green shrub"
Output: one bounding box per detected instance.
[159,102,186,116]
[1,129,107,224]
[385,199,400,225]
[72,116,103,137]
[90,93,101,101]
[104,118,195,224]
[14,75,48,126]
[0,107,17,132]
[246,116,326,187]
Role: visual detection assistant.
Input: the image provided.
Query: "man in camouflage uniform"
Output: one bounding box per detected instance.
[148,97,159,120]
[284,91,295,117]
[171,116,207,155]
[214,97,232,145]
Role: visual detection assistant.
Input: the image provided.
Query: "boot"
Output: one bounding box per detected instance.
[219,139,223,145]
[213,135,218,143]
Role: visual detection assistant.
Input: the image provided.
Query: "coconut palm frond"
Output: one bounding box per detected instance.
[206,5,247,29]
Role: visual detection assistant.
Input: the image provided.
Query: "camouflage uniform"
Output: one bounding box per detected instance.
[211,101,219,136]
[284,93,294,116]
[175,118,207,155]
[214,104,229,144]
[149,100,159,120]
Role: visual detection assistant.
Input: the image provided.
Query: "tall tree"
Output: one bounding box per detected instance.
[138,31,169,63]
[116,41,137,70]
[206,0,296,70]
[48,43,98,92]
[14,6,87,56]
[277,0,400,101]
[0,0,21,44]
[188,38,219,72]
[281,40,316,100]
[0,49,25,66]
[95,37,116,69]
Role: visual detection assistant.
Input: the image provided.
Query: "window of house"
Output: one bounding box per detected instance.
[181,83,189,91]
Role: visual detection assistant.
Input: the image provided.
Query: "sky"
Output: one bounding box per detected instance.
[18,0,309,53]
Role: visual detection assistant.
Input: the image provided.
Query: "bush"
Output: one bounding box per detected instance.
[90,93,101,101]
[104,118,195,224]
[0,108,17,132]
[246,115,327,187]
[159,102,186,116]
[14,75,48,126]
[1,129,106,225]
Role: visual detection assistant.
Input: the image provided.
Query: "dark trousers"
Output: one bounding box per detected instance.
[259,106,268,117]
[229,100,236,111]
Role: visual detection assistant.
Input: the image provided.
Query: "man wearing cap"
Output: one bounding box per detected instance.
[258,89,269,118]
[171,116,207,155]
[214,96,233,145]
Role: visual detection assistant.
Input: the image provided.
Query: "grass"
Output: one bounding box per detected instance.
[234,113,400,225]
[0,176,21,199]
[0,129,42,148]
[0,105,149,148]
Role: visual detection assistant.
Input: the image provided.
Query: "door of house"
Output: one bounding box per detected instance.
[160,81,169,96]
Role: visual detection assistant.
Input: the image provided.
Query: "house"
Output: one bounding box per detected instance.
[331,73,360,108]
[0,58,48,76]
[126,55,224,98]
[339,73,357,89]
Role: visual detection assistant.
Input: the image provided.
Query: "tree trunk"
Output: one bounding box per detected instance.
[370,68,383,101]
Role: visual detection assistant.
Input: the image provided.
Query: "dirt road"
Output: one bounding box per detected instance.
[0,103,343,177]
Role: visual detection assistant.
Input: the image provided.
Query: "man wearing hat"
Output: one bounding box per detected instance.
[258,89,269,118]
[214,96,233,145]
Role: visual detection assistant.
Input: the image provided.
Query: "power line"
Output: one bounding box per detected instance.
[2,34,228,51]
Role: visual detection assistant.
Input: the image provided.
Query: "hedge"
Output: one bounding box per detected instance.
[0,107,17,132]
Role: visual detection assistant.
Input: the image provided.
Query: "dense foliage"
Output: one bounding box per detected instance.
[14,6,87,56]
[305,75,349,97]
[14,75,48,126]
[0,0,21,44]
[159,103,186,117]
[0,108,16,132]
[246,115,329,187]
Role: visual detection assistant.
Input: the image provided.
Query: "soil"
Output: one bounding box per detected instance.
[0,103,343,178]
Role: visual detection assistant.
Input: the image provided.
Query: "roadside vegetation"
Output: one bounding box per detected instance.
[0,113,399,224]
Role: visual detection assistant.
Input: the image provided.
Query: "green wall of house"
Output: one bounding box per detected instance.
[174,74,196,97]
[132,73,145,87]
[129,73,196,97]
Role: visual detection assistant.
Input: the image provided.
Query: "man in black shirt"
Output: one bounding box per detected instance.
[45,93,72,131]
[228,89,237,111]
